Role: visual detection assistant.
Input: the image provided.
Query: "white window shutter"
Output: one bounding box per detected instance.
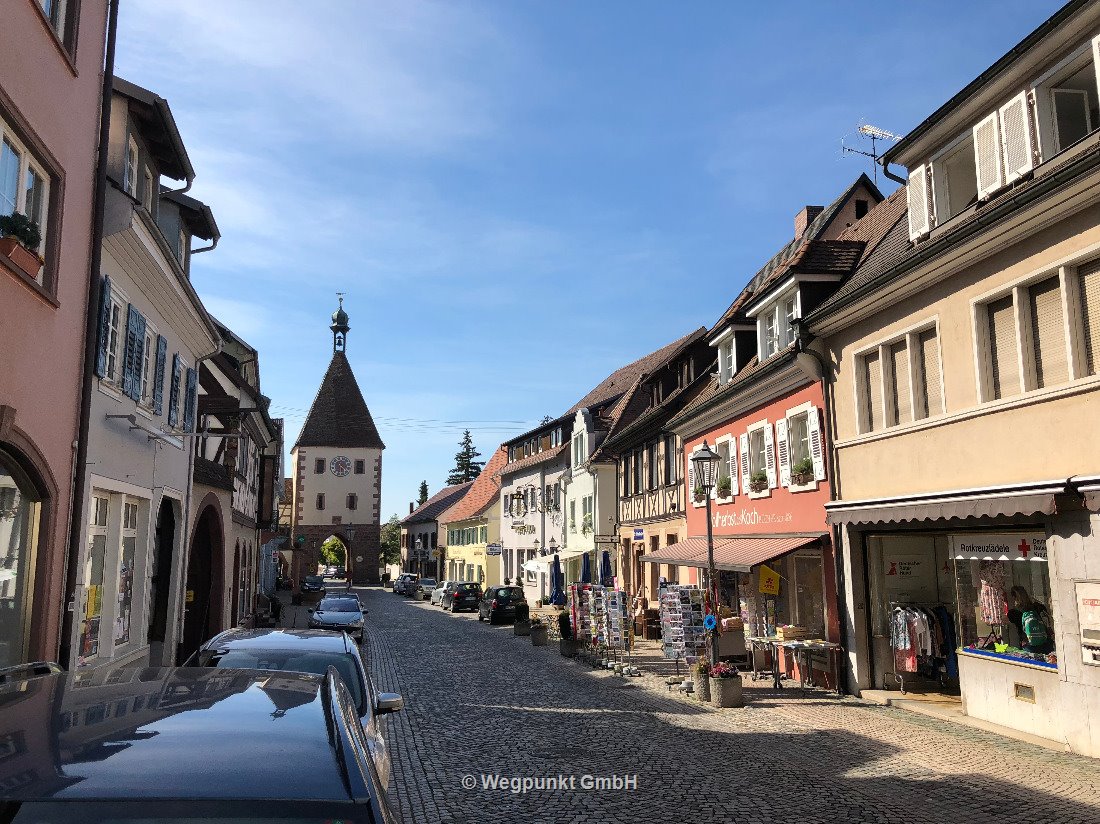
[763,423,777,489]
[775,417,791,487]
[728,439,739,498]
[906,164,931,240]
[973,112,1004,199]
[999,91,1034,185]
[739,433,750,495]
[688,462,696,501]
[808,406,826,482]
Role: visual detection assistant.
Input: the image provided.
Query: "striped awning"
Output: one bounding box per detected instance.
[642,534,823,573]
[824,484,1063,527]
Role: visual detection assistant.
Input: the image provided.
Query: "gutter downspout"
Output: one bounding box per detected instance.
[880,157,906,186]
[796,328,850,696]
[59,0,119,670]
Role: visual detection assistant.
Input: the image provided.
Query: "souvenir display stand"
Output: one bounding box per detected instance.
[659,585,707,673]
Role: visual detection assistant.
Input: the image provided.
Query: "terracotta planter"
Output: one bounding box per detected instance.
[513,619,531,637]
[711,676,744,708]
[693,672,711,702]
[530,625,549,646]
[0,236,42,279]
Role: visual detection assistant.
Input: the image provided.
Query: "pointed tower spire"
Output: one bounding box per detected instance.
[331,293,350,353]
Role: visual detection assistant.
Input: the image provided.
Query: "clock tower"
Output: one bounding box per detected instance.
[290,298,385,587]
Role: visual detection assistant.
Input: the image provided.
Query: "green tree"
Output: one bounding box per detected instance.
[320,536,345,567]
[417,480,429,505]
[446,430,484,485]
[379,514,402,566]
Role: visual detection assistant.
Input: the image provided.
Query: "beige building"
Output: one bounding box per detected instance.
[806,0,1100,758]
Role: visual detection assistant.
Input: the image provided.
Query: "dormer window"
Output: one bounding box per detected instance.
[140,167,154,212]
[572,430,585,467]
[718,340,734,384]
[756,290,799,361]
[124,136,139,199]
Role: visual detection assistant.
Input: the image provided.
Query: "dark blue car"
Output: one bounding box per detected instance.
[0,663,399,823]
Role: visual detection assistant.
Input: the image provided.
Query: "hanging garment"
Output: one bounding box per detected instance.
[978,561,1008,626]
[933,605,959,678]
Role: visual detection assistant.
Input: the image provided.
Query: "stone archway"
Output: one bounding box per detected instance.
[178,495,225,664]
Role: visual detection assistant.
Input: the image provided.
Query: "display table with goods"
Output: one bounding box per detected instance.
[777,640,844,696]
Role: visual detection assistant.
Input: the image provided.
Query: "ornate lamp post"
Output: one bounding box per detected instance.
[690,440,722,666]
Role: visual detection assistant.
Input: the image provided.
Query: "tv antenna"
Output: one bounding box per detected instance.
[841,123,904,184]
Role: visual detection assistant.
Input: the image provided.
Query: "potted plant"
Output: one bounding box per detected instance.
[0,213,43,278]
[716,476,733,499]
[513,601,531,636]
[692,657,711,702]
[530,617,549,646]
[580,513,593,535]
[749,470,768,493]
[709,662,744,708]
[693,484,707,504]
[558,611,576,657]
[791,457,815,486]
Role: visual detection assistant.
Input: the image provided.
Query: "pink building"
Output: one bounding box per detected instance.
[0,2,112,669]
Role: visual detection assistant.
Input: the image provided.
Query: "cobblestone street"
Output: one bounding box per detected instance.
[283,588,1100,824]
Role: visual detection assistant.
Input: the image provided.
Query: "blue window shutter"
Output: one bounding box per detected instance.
[184,367,198,431]
[167,353,182,428]
[122,306,147,401]
[152,335,167,415]
[94,276,112,378]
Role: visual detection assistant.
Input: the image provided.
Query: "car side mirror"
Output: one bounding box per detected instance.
[375,692,404,714]
[307,608,314,614]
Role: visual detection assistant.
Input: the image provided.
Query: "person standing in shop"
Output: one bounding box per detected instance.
[1008,586,1054,654]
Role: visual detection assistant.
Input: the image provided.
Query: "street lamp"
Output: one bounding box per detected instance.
[547,536,558,554]
[690,440,722,666]
[533,538,541,556]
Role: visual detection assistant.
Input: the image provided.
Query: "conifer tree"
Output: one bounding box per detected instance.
[447,430,484,484]
[417,480,429,505]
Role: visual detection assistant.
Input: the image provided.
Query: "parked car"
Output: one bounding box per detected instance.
[186,628,403,788]
[430,580,454,606]
[412,578,437,600]
[308,595,368,641]
[300,574,326,598]
[336,566,346,578]
[478,585,527,623]
[442,581,483,612]
[0,662,397,821]
[392,573,418,595]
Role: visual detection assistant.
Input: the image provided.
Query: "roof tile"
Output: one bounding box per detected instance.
[402,482,473,525]
[439,447,508,523]
[294,352,384,450]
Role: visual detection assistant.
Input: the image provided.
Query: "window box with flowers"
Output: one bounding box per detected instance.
[716,475,733,500]
[693,484,707,504]
[0,213,43,280]
[580,514,593,535]
[748,470,768,494]
[790,458,815,487]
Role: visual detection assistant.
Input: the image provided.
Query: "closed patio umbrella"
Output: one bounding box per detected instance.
[599,550,613,587]
[580,552,592,584]
[550,555,566,606]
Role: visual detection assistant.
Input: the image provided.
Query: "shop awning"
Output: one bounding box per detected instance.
[522,548,590,568]
[824,483,1063,527]
[642,534,823,573]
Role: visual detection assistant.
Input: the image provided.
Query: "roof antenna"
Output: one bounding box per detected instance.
[841,123,903,184]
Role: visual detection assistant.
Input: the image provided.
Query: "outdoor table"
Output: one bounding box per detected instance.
[776,640,843,696]
[747,636,783,688]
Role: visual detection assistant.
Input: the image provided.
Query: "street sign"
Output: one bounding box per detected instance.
[633,528,644,542]
[594,535,618,545]
[486,543,502,556]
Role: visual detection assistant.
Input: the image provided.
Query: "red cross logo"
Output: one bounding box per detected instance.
[1017,539,1031,559]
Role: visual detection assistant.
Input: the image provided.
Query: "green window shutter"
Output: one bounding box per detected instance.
[152,335,167,415]
[121,305,146,401]
[94,276,112,378]
[167,353,182,427]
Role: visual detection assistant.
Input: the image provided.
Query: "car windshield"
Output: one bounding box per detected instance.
[495,588,523,600]
[318,597,360,611]
[458,583,479,592]
[197,648,364,709]
[420,579,436,587]
[304,576,324,585]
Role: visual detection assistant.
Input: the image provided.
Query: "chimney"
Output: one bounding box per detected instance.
[409,502,414,514]
[794,205,824,239]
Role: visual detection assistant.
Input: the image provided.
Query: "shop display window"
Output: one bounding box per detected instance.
[729,550,826,638]
[0,452,42,669]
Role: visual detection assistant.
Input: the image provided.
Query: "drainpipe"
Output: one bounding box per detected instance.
[879,157,906,186]
[58,0,120,670]
[796,326,850,696]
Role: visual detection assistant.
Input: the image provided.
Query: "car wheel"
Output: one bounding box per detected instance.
[477,611,484,622]
[449,602,457,613]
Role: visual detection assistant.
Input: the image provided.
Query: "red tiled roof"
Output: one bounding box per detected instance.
[401,482,473,525]
[439,446,508,523]
[496,443,569,478]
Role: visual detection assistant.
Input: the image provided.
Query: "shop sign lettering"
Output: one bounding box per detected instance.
[949,533,1047,562]
[712,508,794,528]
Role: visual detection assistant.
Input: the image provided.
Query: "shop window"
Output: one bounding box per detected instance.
[79,493,110,666]
[115,501,139,646]
[0,452,43,670]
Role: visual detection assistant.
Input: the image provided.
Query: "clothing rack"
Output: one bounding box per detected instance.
[885,601,955,694]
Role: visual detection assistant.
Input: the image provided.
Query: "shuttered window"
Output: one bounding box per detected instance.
[917,328,942,418]
[888,340,912,425]
[1028,276,1068,388]
[987,295,1019,399]
[1080,259,1100,375]
[862,351,883,432]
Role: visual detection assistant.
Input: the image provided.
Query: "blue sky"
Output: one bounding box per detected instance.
[114,0,1063,520]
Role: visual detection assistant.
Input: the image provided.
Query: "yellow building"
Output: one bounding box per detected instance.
[438,447,507,589]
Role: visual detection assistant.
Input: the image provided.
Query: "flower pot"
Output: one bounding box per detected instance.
[559,638,577,657]
[530,625,549,646]
[792,472,812,486]
[711,675,744,708]
[513,619,531,637]
[693,672,711,702]
[0,236,42,279]
[749,482,767,494]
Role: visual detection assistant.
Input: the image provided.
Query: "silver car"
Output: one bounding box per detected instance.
[430,580,455,606]
[308,594,367,641]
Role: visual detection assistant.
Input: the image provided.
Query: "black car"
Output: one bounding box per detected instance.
[308,594,368,640]
[300,575,326,601]
[0,663,397,822]
[478,585,527,624]
[442,581,482,612]
[186,628,403,787]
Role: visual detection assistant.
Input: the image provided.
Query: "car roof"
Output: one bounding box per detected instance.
[203,628,353,654]
[0,666,368,802]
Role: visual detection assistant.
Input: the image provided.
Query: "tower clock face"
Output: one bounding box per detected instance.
[330,456,352,477]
